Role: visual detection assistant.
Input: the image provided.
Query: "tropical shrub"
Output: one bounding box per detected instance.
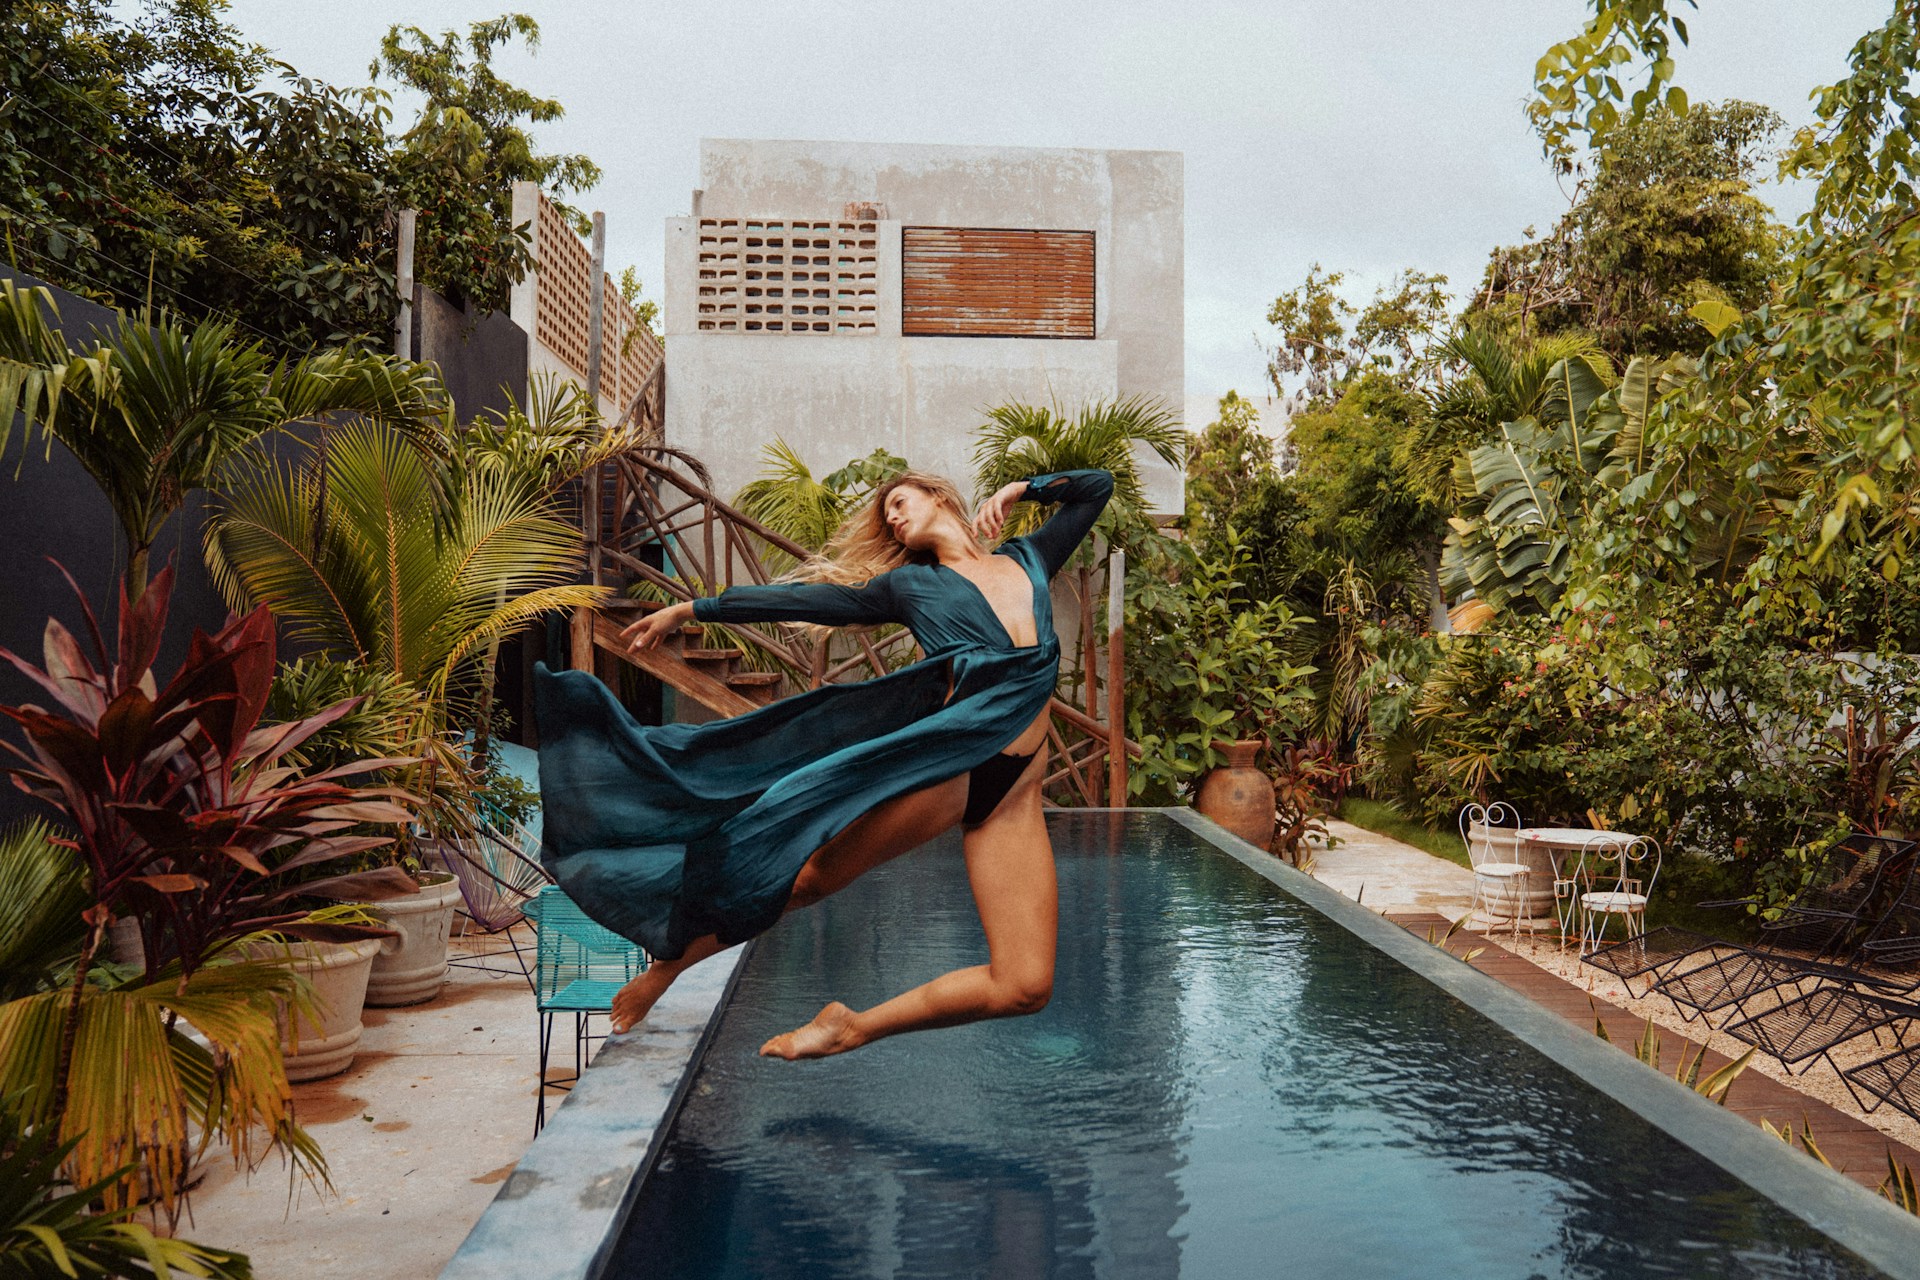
[1364,591,1920,911]
[0,567,417,1212]
[1123,531,1316,803]
[0,1090,251,1279]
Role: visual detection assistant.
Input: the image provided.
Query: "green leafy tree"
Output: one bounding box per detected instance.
[1531,2,1920,583]
[1265,266,1450,406]
[375,13,601,309]
[1475,100,1784,361]
[1184,390,1273,547]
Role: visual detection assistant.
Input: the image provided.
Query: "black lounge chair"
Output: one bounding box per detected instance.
[1718,862,1920,1075]
[1586,833,1909,1004]
[1645,833,1914,1026]
[1843,1042,1920,1120]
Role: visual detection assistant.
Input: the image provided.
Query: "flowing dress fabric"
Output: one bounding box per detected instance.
[533,470,1114,960]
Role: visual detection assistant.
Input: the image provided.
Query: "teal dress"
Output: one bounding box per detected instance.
[534,470,1114,960]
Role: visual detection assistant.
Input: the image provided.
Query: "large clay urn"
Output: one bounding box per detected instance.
[1194,739,1277,849]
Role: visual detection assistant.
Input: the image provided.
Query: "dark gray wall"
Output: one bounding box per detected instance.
[0,270,535,822]
[413,286,529,424]
[0,267,235,827]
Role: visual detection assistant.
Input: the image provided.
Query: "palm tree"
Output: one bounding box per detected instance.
[732,438,907,570]
[971,395,1184,545]
[0,280,444,600]
[203,388,621,832]
[204,405,613,724]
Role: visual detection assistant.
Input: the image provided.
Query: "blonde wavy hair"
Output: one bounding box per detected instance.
[789,471,979,586]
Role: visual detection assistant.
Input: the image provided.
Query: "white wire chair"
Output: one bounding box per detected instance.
[1570,833,1662,955]
[1460,802,1531,938]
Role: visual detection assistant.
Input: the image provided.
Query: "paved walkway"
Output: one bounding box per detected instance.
[1310,818,1477,919]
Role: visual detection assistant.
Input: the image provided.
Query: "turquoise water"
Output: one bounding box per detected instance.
[611,812,1884,1279]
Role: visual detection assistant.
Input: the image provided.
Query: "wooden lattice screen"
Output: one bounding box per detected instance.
[901,227,1095,338]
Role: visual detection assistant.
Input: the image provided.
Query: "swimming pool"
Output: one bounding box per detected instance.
[450,810,1920,1278]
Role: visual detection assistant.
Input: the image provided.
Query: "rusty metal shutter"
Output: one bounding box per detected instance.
[901,227,1094,338]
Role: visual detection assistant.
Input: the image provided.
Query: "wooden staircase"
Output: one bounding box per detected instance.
[570,600,784,719]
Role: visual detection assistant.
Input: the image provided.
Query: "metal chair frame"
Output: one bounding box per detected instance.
[1569,833,1662,956]
[1460,802,1531,939]
[527,886,648,1134]
[436,822,554,988]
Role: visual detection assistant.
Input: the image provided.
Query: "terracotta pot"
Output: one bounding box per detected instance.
[365,870,460,1007]
[1194,739,1277,848]
[276,938,382,1082]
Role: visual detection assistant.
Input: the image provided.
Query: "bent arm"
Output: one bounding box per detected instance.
[1021,470,1115,579]
[693,575,899,627]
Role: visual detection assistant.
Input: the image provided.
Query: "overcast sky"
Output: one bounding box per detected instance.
[221,0,1888,432]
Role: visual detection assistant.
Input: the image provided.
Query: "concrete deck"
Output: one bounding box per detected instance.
[1309,818,1477,918]
[185,934,562,1278]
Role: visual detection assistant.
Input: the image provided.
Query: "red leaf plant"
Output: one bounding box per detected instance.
[0,564,421,989]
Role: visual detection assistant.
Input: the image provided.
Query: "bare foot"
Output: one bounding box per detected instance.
[609,967,675,1034]
[759,1001,862,1060]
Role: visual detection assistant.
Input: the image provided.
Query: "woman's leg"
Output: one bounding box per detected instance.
[607,774,967,1032]
[760,756,1055,1059]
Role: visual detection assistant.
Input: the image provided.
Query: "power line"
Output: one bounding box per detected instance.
[24,65,350,266]
[8,132,342,327]
[1,202,296,352]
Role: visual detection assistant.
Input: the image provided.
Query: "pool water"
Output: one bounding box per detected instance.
[610,812,1885,1279]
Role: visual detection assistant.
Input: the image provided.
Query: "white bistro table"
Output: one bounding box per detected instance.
[1515,828,1641,944]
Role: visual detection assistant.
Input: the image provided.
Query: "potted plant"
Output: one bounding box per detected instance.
[206,385,621,1003]
[0,567,419,1214]
[1126,533,1317,847]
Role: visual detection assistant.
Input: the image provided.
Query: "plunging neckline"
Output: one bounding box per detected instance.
[938,546,1040,650]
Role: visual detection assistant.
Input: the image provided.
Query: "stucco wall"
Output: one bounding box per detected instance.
[666,139,1184,511]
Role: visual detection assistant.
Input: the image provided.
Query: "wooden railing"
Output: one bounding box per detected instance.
[583,445,1140,806]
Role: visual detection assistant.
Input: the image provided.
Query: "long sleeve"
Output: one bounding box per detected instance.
[692,575,900,627]
[1020,470,1115,579]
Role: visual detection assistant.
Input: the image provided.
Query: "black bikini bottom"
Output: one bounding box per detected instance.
[963,749,1037,827]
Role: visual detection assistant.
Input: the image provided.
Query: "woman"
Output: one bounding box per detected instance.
[533,467,1113,1060]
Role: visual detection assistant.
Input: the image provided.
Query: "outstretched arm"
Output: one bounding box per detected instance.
[623,576,898,652]
[1016,470,1116,579]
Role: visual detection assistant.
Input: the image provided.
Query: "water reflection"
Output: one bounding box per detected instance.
[610,813,1883,1279]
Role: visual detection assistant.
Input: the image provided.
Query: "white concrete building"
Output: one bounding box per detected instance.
[663,138,1185,513]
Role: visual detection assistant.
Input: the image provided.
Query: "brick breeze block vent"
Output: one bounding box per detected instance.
[901,227,1094,338]
[696,219,879,333]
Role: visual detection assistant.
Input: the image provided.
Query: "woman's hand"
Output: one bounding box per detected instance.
[621,600,696,653]
[972,481,1028,542]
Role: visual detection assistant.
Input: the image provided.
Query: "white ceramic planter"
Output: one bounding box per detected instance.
[365,871,461,1007]
[280,938,383,1082]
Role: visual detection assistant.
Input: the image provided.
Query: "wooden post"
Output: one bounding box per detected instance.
[393,209,417,360]
[1107,549,1126,806]
[569,606,594,673]
[586,211,607,585]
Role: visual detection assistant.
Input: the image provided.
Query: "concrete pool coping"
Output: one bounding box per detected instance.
[448,809,1920,1279]
[1166,808,1920,1280]
[440,939,750,1279]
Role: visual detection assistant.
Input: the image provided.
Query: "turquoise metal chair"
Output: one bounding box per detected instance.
[527,885,647,1133]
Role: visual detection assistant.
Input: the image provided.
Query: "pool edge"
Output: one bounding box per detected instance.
[440,940,752,1280]
[1164,805,1920,1280]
